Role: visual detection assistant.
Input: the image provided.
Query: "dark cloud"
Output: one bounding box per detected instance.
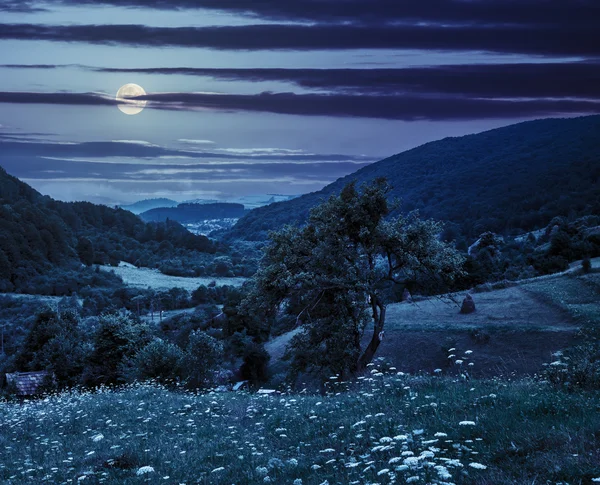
[1,90,599,120]
[0,91,115,106]
[0,0,45,12]
[1,23,599,57]
[141,92,600,121]
[0,64,67,69]
[19,0,600,28]
[1,156,369,184]
[4,62,599,100]
[0,139,374,162]
[88,63,600,99]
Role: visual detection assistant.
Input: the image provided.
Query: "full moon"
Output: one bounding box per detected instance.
[116,83,147,115]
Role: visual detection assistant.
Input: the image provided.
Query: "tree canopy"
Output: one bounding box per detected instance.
[243,179,464,381]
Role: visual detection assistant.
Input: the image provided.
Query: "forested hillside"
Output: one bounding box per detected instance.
[0,167,218,292]
[227,115,600,243]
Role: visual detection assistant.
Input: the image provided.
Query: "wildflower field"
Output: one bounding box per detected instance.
[2,368,599,485]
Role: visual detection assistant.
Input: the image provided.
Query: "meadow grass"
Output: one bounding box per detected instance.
[521,272,600,327]
[1,364,599,485]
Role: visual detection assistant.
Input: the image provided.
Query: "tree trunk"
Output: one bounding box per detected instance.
[356,302,386,372]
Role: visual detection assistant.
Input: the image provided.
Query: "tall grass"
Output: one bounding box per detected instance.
[1,363,599,484]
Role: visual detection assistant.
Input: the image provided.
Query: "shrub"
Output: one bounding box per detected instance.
[582,257,592,273]
[240,343,271,385]
[543,346,600,390]
[124,339,185,384]
[182,330,224,388]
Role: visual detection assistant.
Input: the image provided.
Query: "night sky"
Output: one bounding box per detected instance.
[1,0,598,204]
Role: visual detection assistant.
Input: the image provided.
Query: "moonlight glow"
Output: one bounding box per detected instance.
[116,83,147,115]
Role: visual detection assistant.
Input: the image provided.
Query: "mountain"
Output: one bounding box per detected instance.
[140,203,247,223]
[120,198,178,215]
[226,115,600,243]
[0,168,216,292]
[184,194,299,210]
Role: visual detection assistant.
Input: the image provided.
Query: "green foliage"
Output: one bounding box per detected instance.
[0,166,235,293]
[239,343,271,385]
[227,115,600,243]
[83,313,152,387]
[123,339,185,385]
[244,179,464,380]
[182,330,224,388]
[582,256,592,273]
[12,308,89,388]
[76,236,95,266]
[1,374,599,484]
[543,346,600,391]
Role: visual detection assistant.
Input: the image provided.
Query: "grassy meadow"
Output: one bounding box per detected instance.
[1,364,600,485]
[2,265,599,485]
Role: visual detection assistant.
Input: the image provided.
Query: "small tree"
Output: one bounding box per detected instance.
[582,256,592,274]
[83,313,151,386]
[182,330,223,388]
[124,339,185,384]
[243,179,464,379]
[76,237,95,266]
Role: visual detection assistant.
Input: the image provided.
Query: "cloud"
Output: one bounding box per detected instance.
[0,91,115,106]
[178,139,216,145]
[87,63,600,99]
[0,138,375,162]
[0,0,45,12]
[20,0,600,28]
[140,91,600,121]
[1,23,598,57]
[2,90,599,121]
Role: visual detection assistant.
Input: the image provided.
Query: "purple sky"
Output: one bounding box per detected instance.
[0,0,598,204]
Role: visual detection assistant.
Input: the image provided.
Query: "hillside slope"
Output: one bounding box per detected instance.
[227,115,600,241]
[0,167,217,292]
[266,259,600,378]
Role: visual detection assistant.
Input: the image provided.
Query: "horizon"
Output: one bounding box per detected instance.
[1,0,599,205]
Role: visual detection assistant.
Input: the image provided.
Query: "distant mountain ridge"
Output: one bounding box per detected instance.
[226,115,600,242]
[120,198,178,215]
[140,203,247,223]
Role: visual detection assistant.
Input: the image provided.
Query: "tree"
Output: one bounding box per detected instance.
[124,339,185,384]
[182,330,223,388]
[243,179,464,379]
[76,237,95,266]
[83,313,151,386]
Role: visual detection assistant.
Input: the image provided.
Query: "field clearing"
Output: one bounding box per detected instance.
[268,269,600,379]
[98,265,247,291]
[374,270,599,377]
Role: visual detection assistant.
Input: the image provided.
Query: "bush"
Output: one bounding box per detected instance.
[543,346,600,390]
[240,343,271,385]
[582,257,592,273]
[124,339,185,384]
[182,330,224,388]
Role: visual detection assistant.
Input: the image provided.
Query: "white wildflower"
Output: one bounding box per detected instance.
[136,466,155,476]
